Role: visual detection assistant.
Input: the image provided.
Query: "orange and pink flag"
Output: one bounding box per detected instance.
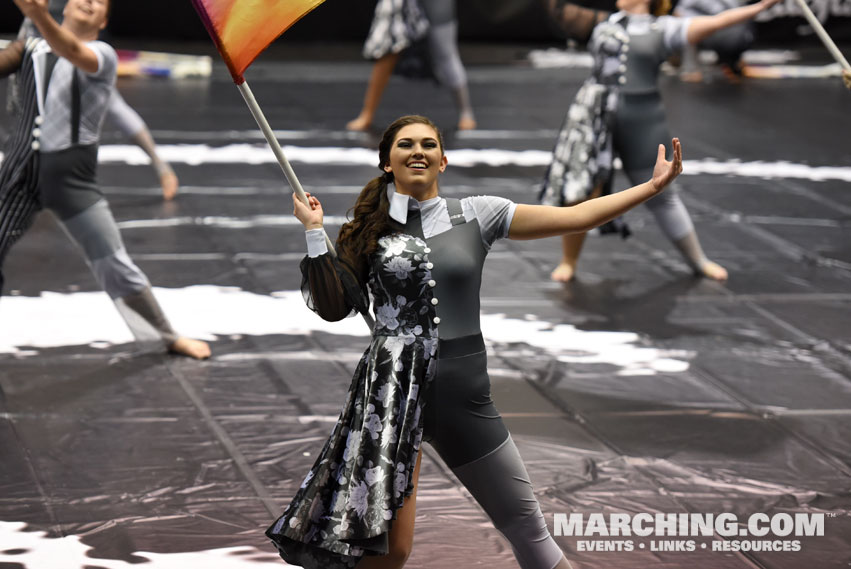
[191,0,325,83]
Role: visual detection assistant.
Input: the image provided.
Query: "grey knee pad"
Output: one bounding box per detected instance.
[642,184,694,242]
[60,200,150,299]
[451,437,564,569]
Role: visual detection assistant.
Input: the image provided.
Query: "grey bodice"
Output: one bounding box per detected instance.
[621,25,665,94]
[590,13,689,95]
[403,198,486,341]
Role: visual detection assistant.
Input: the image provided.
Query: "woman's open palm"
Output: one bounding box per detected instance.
[651,138,683,192]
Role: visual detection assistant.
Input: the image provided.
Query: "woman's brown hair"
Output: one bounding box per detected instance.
[336,115,445,281]
[651,0,672,16]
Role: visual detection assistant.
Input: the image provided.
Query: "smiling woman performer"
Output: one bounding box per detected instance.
[267,115,683,569]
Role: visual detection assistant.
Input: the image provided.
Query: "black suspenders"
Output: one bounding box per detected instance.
[70,69,80,145]
[445,197,466,227]
[41,50,83,145]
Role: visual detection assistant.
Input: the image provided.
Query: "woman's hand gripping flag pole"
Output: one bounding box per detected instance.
[190,0,375,328]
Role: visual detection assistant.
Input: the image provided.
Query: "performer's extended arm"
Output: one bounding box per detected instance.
[293,193,370,322]
[686,0,780,45]
[13,0,103,73]
[0,40,25,78]
[509,139,683,239]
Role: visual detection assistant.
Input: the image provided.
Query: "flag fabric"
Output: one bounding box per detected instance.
[190,0,324,83]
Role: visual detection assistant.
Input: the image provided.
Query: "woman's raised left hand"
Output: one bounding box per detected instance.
[651,138,683,192]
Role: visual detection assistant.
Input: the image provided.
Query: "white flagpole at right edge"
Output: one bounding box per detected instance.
[790,0,851,71]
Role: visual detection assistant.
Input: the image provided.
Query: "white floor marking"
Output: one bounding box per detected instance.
[0,286,692,376]
[0,521,286,568]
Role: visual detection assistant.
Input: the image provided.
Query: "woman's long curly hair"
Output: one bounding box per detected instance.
[336,115,445,282]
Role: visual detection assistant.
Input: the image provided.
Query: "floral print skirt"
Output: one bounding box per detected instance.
[266,333,437,569]
[540,80,617,207]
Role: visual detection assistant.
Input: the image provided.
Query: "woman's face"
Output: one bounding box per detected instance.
[384,123,447,195]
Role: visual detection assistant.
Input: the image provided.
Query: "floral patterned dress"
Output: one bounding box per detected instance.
[266,233,439,568]
[539,16,629,208]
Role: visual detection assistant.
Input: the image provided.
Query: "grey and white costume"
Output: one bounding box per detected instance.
[362,0,474,119]
[0,37,178,347]
[267,193,564,569]
[10,1,175,180]
[542,12,709,264]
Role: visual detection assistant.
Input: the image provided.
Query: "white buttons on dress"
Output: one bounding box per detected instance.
[424,247,431,253]
[433,317,441,325]
[34,115,44,126]
[426,262,434,270]
[618,65,626,73]
[618,76,627,85]
[622,45,629,53]
[31,141,41,151]
[620,54,628,62]
[428,280,436,287]
[32,128,41,138]
[431,298,439,306]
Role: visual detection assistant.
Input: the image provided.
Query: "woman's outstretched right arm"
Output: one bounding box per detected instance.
[293,193,368,322]
[509,139,683,239]
[686,0,780,45]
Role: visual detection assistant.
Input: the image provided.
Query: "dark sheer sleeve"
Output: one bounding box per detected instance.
[299,253,370,322]
[0,40,25,79]
[543,0,611,44]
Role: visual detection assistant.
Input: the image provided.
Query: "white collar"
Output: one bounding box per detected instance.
[387,186,441,224]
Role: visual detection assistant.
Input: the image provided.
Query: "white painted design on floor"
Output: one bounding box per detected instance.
[0,286,691,375]
[96,144,557,168]
[1,143,849,181]
[0,521,285,568]
[528,48,593,68]
[115,215,349,229]
[97,145,851,182]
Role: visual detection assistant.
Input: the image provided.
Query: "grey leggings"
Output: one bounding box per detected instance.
[614,92,696,243]
[40,147,178,346]
[424,336,564,569]
[420,0,468,90]
[453,437,565,569]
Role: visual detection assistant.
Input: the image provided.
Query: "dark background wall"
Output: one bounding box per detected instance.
[1,0,850,45]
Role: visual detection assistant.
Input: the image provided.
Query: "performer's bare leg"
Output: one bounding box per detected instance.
[347,53,401,132]
[452,86,476,131]
[356,449,422,568]
[552,232,586,282]
[552,184,604,282]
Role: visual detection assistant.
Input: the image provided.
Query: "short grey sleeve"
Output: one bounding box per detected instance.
[462,195,517,250]
[658,15,691,56]
[87,40,117,81]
